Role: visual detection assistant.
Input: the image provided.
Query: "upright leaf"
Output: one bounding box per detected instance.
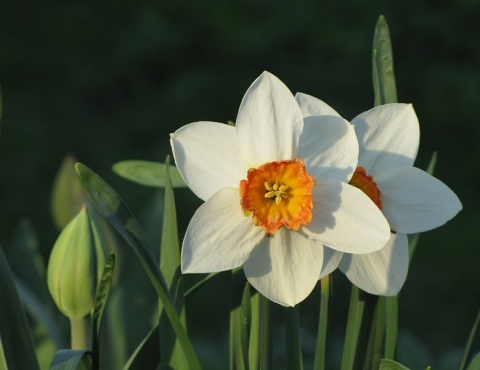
[0,246,39,370]
[372,15,398,106]
[158,156,188,369]
[75,163,201,370]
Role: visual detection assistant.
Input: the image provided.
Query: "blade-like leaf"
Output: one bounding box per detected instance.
[75,163,201,370]
[230,269,250,370]
[372,15,398,106]
[0,246,39,370]
[379,359,411,370]
[51,155,85,230]
[467,352,480,370]
[112,160,187,188]
[159,156,188,369]
[123,325,160,370]
[92,253,116,369]
[50,349,91,370]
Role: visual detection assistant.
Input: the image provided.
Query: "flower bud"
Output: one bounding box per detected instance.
[47,205,106,319]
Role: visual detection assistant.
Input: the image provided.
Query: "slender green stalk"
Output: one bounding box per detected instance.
[285,306,303,370]
[459,306,480,370]
[259,294,271,370]
[384,296,398,359]
[341,286,365,370]
[314,275,330,370]
[363,296,386,370]
[70,317,89,350]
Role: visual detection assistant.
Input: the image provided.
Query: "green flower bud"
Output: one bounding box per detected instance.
[47,205,106,319]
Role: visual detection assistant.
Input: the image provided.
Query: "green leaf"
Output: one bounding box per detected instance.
[185,272,220,297]
[459,308,480,370]
[466,352,480,370]
[372,15,398,106]
[112,160,187,188]
[0,246,40,370]
[50,350,92,370]
[123,325,160,370]
[249,291,271,370]
[314,275,330,370]
[379,359,411,370]
[230,269,250,370]
[75,162,201,370]
[7,219,52,308]
[341,286,365,370]
[285,306,303,370]
[51,155,85,230]
[91,253,116,369]
[159,156,188,369]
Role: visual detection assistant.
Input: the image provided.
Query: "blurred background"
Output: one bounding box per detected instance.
[0,0,479,368]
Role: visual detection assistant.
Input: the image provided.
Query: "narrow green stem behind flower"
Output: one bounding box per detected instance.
[314,275,330,370]
[70,317,89,350]
[285,306,303,370]
[341,286,365,370]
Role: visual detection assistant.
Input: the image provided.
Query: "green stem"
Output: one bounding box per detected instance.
[459,306,480,370]
[70,317,89,350]
[341,286,365,370]
[285,306,303,370]
[314,275,330,370]
[363,296,385,370]
[384,296,398,359]
[259,294,271,370]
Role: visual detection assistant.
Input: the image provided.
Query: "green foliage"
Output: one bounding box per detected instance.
[112,160,187,188]
[379,359,411,370]
[158,156,188,369]
[49,350,91,370]
[75,163,201,369]
[0,246,39,370]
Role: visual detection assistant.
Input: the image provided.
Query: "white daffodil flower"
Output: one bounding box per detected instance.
[170,72,390,307]
[296,93,462,296]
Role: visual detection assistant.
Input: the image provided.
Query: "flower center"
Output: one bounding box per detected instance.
[349,166,383,209]
[239,158,316,235]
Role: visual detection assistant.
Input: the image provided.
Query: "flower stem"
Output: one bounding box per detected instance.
[384,295,398,359]
[285,306,303,370]
[459,306,480,370]
[70,317,89,350]
[340,286,365,370]
[259,294,271,370]
[313,275,330,370]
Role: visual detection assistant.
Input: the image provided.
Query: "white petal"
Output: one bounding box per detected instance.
[352,104,419,173]
[299,115,358,183]
[303,180,390,254]
[339,233,409,296]
[182,188,264,273]
[171,121,247,201]
[319,247,343,279]
[375,167,462,233]
[236,71,303,166]
[243,228,323,307]
[295,93,342,117]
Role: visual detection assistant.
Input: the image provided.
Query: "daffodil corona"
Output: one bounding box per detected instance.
[171,72,391,306]
[240,158,316,235]
[296,93,462,296]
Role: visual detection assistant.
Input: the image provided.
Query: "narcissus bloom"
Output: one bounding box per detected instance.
[171,72,391,306]
[296,93,462,296]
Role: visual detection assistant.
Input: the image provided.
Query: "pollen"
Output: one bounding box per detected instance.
[349,166,383,209]
[239,158,316,235]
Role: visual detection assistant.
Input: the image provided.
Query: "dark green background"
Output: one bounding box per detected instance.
[0,0,479,368]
